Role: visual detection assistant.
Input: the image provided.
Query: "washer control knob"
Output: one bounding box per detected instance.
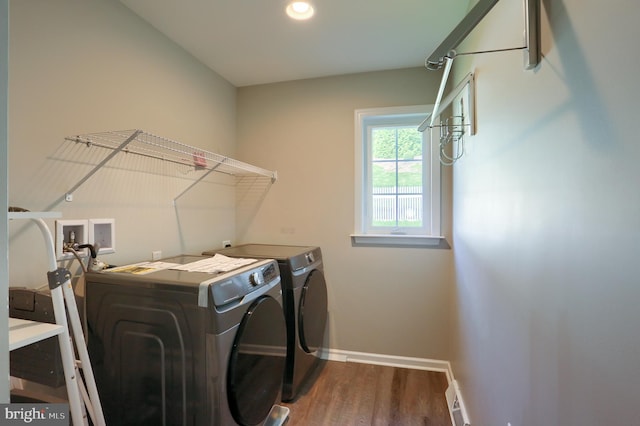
[305,252,315,263]
[249,271,264,287]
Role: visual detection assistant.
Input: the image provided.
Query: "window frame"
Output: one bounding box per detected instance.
[352,105,444,247]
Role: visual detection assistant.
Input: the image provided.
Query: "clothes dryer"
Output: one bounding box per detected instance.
[85,255,287,425]
[204,244,328,401]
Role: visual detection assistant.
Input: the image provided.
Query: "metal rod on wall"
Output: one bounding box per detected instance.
[425,0,540,71]
[429,55,454,128]
[418,55,454,132]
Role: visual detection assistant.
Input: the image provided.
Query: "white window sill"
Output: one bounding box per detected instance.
[350,234,450,248]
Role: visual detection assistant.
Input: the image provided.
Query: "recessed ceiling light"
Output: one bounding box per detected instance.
[286,1,315,20]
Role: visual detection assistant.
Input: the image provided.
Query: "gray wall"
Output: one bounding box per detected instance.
[8,0,238,287]
[450,0,640,424]
[236,69,455,360]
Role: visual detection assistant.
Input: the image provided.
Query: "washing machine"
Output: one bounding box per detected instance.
[85,255,287,425]
[203,244,328,402]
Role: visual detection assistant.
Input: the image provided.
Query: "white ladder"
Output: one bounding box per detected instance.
[10,213,105,426]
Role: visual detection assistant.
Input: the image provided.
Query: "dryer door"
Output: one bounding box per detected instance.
[298,269,328,354]
[227,295,286,426]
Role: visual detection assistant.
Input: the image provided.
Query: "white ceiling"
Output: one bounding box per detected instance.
[120,0,470,87]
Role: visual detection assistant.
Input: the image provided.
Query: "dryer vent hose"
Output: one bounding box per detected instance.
[77,244,98,259]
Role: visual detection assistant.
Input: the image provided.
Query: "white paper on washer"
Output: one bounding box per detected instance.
[171,253,257,273]
[105,261,181,275]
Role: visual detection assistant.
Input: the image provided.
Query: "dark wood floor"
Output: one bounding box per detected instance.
[281,360,452,426]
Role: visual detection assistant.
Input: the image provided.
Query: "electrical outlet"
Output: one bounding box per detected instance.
[152,251,162,260]
[223,240,231,248]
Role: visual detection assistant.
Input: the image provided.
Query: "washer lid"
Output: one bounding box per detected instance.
[214,244,317,260]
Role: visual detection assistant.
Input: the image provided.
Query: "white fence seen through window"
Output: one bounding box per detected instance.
[372,186,422,223]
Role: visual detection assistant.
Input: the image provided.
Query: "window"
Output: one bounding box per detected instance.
[353,106,442,246]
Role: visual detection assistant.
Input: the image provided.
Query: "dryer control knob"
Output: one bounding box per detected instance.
[305,252,315,263]
[249,272,264,287]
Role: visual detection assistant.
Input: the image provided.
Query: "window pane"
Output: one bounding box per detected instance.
[371,162,397,187]
[398,193,423,226]
[371,189,423,227]
[397,160,422,187]
[371,127,396,160]
[397,127,422,160]
[369,127,424,229]
[372,193,395,226]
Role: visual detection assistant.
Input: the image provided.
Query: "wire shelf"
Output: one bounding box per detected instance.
[66,129,277,181]
[62,129,277,202]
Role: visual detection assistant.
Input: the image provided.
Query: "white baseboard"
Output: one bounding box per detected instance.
[317,348,454,384]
